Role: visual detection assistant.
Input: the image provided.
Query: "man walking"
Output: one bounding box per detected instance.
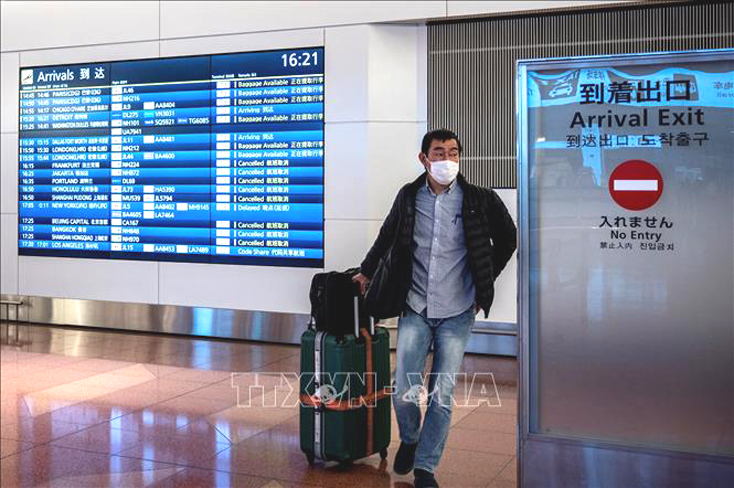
[353,129,517,488]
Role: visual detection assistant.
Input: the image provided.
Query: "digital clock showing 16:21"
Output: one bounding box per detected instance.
[281,51,319,67]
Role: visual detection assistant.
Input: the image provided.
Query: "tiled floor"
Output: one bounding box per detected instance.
[1,324,518,487]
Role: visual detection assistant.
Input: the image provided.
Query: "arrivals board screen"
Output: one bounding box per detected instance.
[18,48,324,267]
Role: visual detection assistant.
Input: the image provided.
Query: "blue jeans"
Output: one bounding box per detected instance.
[393,304,475,474]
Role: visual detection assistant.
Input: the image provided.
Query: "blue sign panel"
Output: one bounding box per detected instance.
[18,48,324,267]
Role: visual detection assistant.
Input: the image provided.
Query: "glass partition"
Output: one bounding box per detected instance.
[519,50,734,456]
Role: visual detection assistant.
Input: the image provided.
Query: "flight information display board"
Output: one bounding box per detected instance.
[18,48,324,267]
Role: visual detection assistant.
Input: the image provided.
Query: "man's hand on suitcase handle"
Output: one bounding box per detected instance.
[352,273,370,296]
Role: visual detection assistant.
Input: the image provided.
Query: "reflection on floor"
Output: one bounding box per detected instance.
[1,325,517,487]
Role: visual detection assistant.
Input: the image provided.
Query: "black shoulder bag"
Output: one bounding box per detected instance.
[364,208,406,320]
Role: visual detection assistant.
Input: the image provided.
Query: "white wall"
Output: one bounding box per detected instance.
[446,0,630,17]
[0,0,619,320]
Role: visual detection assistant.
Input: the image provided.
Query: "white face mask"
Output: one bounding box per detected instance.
[428,159,459,185]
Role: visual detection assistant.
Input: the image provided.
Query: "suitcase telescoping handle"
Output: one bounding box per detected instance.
[353,294,360,337]
[352,284,375,337]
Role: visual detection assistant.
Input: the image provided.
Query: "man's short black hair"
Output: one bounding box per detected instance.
[421,129,463,155]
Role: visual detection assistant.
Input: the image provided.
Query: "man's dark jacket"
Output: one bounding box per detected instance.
[359,172,517,318]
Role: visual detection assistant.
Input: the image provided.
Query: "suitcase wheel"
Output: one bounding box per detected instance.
[306,452,315,465]
[380,448,388,460]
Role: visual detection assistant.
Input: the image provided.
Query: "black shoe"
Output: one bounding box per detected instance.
[393,441,418,475]
[414,468,439,488]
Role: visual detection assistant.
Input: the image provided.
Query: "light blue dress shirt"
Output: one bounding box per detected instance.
[406,177,475,319]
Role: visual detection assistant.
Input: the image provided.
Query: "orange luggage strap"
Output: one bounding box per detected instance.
[299,387,389,411]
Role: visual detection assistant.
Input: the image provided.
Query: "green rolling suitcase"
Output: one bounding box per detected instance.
[299,294,391,467]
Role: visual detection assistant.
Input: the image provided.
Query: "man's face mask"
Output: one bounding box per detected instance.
[429,159,460,185]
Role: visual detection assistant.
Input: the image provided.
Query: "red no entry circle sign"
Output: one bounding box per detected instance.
[608,160,664,211]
